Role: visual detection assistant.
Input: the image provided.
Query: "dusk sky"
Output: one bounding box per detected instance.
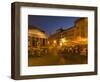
[28,15,80,36]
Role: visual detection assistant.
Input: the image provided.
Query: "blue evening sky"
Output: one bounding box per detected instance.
[28,15,80,36]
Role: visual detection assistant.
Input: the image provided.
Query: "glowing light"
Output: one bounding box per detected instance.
[53,40,57,44]
[48,41,50,44]
[60,42,63,46]
[81,38,87,42]
[61,38,66,43]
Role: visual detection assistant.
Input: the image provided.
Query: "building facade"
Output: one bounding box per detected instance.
[28,25,48,56]
[48,18,88,47]
[74,18,88,38]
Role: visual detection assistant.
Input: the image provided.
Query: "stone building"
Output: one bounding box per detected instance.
[75,18,88,38]
[48,18,88,47]
[28,25,48,56]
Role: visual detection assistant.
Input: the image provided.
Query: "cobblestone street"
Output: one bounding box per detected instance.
[28,52,87,66]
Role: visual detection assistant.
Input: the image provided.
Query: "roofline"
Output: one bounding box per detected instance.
[28,25,45,33]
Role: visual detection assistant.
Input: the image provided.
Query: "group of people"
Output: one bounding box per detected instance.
[58,45,87,57]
